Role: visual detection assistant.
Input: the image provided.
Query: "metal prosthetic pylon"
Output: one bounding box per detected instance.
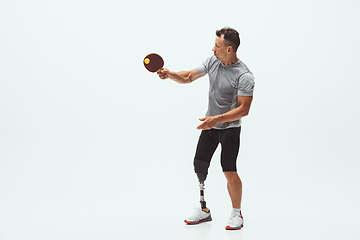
[199,181,207,209]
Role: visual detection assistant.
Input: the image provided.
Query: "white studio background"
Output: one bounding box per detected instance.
[1,0,359,239]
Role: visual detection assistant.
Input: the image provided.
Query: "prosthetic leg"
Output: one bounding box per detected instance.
[194,159,210,210]
[183,158,212,225]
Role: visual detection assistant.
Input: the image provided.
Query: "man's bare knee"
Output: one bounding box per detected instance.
[224,172,240,183]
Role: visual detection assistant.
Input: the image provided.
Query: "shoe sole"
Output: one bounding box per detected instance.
[225,224,244,230]
[184,218,212,225]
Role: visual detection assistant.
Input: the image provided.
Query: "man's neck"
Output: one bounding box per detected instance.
[222,55,239,66]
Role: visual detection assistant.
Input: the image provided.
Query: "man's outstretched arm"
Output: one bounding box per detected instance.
[158,68,204,84]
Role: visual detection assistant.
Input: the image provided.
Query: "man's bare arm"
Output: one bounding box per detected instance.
[158,68,204,84]
[197,96,253,130]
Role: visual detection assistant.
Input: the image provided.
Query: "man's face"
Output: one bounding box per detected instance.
[212,35,228,61]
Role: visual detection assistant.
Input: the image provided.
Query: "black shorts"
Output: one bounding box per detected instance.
[194,127,241,172]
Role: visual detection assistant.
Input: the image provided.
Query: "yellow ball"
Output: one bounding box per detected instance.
[144,58,150,64]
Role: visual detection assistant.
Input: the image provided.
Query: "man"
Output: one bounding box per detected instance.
[158,27,254,230]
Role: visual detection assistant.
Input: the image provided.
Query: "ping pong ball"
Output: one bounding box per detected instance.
[144,58,150,64]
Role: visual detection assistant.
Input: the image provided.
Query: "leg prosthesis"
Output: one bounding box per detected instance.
[194,159,210,209]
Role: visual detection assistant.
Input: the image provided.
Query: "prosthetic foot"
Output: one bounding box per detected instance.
[184,181,212,225]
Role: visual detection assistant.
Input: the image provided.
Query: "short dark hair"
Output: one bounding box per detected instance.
[216,27,240,52]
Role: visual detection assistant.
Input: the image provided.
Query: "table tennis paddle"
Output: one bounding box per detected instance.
[143,53,165,73]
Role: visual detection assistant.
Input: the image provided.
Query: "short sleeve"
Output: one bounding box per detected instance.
[197,56,214,75]
[237,72,255,96]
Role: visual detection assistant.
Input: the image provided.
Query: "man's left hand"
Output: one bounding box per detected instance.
[197,116,220,130]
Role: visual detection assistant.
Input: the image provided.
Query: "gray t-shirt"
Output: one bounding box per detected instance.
[197,55,255,129]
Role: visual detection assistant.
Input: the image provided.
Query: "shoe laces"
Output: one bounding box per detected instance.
[190,208,206,220]
[229,212,241,220]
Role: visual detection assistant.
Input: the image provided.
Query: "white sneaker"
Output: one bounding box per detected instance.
[184,208,212,225]
[225,212,244,230]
